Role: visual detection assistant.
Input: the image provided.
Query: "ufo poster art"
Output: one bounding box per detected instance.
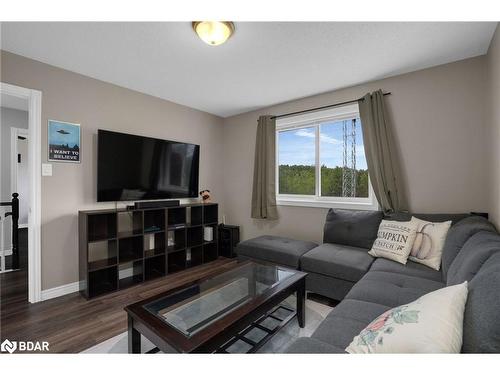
[48,120,81,163]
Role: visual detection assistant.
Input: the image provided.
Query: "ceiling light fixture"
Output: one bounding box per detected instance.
[192,21,234,46]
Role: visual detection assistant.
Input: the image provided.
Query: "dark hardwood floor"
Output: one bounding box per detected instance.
[0,257,238,353]
[1,228,28,306]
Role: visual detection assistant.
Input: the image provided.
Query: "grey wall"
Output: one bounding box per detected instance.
[1,50,225,290]
[487,25,500,228]
[221,56,490,243]
[0,107,28,252]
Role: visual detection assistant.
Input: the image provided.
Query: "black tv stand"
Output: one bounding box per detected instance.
[79,202,218,299]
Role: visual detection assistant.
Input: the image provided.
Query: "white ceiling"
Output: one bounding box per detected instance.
[1,22,497,117]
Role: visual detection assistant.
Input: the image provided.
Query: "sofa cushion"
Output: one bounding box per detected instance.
[345,271,444,307]
[305,272,355,301]
[462,252,500,353]
[311,299,390,349]
[284,337,346,354]
[370,258,443,282]
[300,243,375,282]
[323,209,383,249]
[441,216,497,278]
[235,235,317,268]
[446,231,500,286]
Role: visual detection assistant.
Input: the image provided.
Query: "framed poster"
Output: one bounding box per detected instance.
[48,120,81,163]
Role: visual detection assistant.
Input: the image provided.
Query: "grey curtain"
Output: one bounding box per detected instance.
[251,115,279,219]
[358,90,408,212]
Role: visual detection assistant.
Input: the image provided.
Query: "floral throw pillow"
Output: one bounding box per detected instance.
[346,282,468,353]
[408,217,452,270]
[368,220,418,264]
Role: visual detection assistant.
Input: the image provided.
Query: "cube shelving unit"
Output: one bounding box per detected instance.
[79,203,219,299]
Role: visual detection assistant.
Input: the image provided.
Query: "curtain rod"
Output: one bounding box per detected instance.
[271,92,391,120]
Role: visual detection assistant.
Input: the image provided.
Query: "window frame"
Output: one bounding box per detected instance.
[275,104,379,210]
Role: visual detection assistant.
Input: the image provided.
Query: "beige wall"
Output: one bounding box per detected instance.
[487,25,500,228]
[222,56,490,243]
[0,51,225,290]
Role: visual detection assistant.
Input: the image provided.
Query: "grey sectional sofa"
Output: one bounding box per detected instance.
[235,209,500,353]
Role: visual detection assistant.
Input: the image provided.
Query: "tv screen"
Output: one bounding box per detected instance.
[97,130,200,202]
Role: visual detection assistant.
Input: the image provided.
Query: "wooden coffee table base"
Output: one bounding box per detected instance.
[215,304,296,353]
[127,280,306,354]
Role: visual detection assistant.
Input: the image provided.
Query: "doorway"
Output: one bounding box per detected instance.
[1,97,29,303]
[0,83,42,303]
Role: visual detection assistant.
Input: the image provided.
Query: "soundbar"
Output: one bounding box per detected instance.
[134,200,180,209]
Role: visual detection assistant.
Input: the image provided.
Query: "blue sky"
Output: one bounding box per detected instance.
[278,119,367,170]
[48,120,80,147]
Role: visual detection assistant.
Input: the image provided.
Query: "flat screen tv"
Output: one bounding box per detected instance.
[97,129,200,202]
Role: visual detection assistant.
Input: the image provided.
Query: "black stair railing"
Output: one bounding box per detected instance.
[1,193,20,270]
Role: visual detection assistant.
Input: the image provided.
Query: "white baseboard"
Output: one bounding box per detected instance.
[41,281,80,301]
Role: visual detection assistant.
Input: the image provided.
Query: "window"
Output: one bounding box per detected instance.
[276,104,378,210]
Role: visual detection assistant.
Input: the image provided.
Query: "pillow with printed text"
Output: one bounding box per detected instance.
[368,219,418,264]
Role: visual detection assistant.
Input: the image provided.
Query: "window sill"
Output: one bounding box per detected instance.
[276,197,379,211]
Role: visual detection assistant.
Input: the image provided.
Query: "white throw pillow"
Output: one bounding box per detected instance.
[368,220,418,264]
[408,217,452,270]
[346,282,468,353]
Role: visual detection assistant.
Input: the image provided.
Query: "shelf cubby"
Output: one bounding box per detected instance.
[145,255,166,280]
[88,266,118,298]
[203,224,217,244]
[188,206,203,226]
[119,236,143,263]
[168,250,186,273]
[187,226,203,247]
[203,242,218,263]
[167,207,186,228]
[119,260,144,289]
[167,228,186,252]
[203,204,218,224]
[144,209,165,233]
[117,211,143,237]
[88,213,117,242]
[144,232,165,258]
[88,239,117,271]
[187,246,203,268]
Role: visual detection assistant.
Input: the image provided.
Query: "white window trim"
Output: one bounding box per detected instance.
[276,104,379,211]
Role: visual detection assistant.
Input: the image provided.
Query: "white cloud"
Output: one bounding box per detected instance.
[294,128,315,138]
[294,128,342,145]
[320,134,342,145]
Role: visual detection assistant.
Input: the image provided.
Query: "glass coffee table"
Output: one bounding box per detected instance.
[125,261,307,353]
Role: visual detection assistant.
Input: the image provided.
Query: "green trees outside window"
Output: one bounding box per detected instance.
[278,165,369,197]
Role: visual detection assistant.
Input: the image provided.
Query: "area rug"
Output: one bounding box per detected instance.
[82,296,333,353]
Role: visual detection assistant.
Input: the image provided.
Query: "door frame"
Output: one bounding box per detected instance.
[11,127,29,228]
[1,82,42,303]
